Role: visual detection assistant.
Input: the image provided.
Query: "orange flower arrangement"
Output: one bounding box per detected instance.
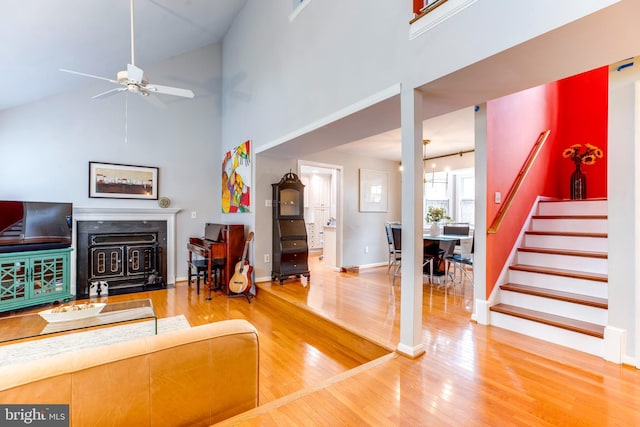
[562,143,604,166]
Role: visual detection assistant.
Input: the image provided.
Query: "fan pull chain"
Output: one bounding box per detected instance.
[124,93,129,144]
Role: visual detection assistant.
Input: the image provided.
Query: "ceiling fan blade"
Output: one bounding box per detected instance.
[146,84,195,98]
[140,92,167,109]
[127,64,144,84]
[92,87,127,99]
[59,68,119,84]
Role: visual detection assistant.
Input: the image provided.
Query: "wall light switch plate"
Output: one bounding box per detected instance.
[265,199,272,207]
[191,211,197,219]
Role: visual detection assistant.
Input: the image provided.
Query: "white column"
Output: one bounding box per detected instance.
[472,104,489,323]
[606,72,637,365]
[396,86,425,358]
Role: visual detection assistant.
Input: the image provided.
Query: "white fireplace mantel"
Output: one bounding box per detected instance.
[71,207,181,295]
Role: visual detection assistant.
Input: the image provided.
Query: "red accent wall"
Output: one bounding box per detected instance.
[413,0,423,14]
[485,66,608,297]
[555,69,609,198]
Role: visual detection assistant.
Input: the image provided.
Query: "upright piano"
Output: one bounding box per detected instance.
[188,223,244,296]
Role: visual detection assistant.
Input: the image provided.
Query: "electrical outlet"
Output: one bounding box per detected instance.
[191,211,197,219]
[264,254,270,263]
[495,192,501,204]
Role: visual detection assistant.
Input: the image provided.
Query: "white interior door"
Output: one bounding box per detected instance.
[299,161,342,269]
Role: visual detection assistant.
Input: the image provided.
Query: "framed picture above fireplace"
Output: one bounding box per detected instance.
[89,162,159,200]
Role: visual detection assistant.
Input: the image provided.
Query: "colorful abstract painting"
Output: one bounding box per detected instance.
[222,140,251,213]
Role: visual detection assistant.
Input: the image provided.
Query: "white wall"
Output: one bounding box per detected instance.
[304,150,401,268]
[0,44,224,283]
[221,0,621,153]
[253,155,297,279]
[253,150,400,280]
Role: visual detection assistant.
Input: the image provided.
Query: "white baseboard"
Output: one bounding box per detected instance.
[357,262,387,269]
[396,342,426,358]
[622,354,637,366]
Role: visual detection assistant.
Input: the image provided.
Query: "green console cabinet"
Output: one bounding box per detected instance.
[0,247,72,312]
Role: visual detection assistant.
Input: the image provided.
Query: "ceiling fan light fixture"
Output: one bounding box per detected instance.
[117,70,128,83]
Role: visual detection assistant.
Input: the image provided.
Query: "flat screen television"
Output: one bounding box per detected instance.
[0,201,72,253]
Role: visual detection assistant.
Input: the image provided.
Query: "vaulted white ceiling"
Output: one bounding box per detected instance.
[5,1,640,163]
[0,0,247,111]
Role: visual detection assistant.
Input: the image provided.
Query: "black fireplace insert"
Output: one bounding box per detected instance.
[76,221,167,297]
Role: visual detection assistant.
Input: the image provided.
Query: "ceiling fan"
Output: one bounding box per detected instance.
[59,0,194,100]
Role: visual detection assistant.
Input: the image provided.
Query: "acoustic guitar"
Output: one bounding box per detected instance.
[229,232,254,294]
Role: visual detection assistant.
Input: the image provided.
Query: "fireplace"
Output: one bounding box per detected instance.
[76,221,167,296]
[72,207,179,298]
[88,231,163,295]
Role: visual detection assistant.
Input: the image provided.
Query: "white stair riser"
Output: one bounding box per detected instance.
[499,291,607,325]
[516,251,607,275]
[537,201,607,216]
[531,218,607,233]
[490,312,604,357]
[524,234,608,252]
[508,270,607,299]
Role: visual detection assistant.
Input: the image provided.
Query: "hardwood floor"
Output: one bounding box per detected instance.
[8,255,640,425]
[219,256,640,426]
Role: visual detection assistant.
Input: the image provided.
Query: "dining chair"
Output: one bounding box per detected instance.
[389,224,402,285]
[384,221,400,275]
[443,223,470,255]
[442,223,470,236]
[446,235,474,285]
[428,239,456,285]
[423,241,440,284]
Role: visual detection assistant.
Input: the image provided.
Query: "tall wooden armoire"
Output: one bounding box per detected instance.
[271,172,310,285]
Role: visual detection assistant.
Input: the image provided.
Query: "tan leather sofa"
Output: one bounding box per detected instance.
[0,319,259,426]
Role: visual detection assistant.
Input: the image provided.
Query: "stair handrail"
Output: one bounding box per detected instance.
[488,130,551,234]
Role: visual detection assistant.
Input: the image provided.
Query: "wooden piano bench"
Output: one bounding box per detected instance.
[187,259,226,295]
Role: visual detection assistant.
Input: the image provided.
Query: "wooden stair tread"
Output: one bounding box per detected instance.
[531,215,607,220]
[509,264,608,282]
[525,230,607,238]
[518,247,607,259]
[490,303,605,338]
[500,283,608,309]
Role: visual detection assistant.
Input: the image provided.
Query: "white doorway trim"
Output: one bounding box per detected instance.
[298,160,343,271]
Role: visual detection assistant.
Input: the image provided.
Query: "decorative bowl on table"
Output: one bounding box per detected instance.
[38,303,106,323]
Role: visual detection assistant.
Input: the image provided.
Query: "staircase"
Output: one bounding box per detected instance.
[489,199,608,357]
